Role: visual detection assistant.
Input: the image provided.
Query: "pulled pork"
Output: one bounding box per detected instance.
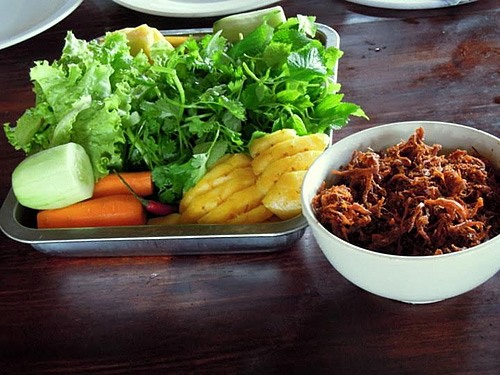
[312,127,500,256]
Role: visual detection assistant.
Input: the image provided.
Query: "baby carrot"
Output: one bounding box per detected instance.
[37,194,147,229]
[93,171,154,198]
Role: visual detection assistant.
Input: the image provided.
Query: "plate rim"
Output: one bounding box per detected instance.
[112,0,282,18]
[0,0,83,50]
[344,0,476,10]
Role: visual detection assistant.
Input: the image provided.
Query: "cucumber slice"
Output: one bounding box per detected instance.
[12,142,95,210]
[213,6,286,43]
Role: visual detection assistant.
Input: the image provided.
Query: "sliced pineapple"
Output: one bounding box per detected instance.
[197,185,264,224]
[180,153,252,212]
[262,170,307,220]
[179,166,256,224]
[248,128,297,159]
[256,150,323,195]
[147,213,182,225]
[177,129,329,224]
[226,205,274,224]
[251,132,329,175]
[119,24,173,60]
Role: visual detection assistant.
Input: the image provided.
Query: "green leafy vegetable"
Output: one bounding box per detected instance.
[4,32,134,180]
[4,11,367,204]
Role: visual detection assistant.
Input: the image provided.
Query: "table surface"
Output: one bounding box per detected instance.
[1,0,499,373]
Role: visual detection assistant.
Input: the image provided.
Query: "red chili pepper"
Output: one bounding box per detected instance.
[144,200,176,216]
[114,171,177,216]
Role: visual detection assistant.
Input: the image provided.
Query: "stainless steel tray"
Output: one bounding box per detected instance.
[0,24,339,257]
[0,189,308,256]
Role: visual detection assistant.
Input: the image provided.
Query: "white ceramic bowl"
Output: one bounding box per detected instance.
[301,121,500,304]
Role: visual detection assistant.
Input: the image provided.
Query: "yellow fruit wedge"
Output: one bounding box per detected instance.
[147,213,182,225]
[262,170,307,220]
[248,129,297,159]
[119,24,173,59]
[256,150,323,194]
[226,205,274,224]
[180,153,252,211]
[180,166,256,223]
[252,133,330,175]
[197,185,264,224]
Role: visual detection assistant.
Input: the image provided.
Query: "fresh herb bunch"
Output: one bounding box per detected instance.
[4,15,366,204]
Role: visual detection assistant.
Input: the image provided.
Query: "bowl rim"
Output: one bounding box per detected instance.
[302,120,500,261]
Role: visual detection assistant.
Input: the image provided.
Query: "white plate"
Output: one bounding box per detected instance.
[0,0,82,50]
[113,0,281,18]
[344,0,476,10]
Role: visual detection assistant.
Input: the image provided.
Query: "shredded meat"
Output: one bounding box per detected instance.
[312,127,500,256]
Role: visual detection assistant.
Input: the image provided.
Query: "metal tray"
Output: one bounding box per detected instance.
[0,24,339,257]
[0,189,308,256]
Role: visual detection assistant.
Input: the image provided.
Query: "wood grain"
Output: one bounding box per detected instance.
[1,1,499,373]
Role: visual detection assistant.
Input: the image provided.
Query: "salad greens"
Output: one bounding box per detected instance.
[4,13,366,204]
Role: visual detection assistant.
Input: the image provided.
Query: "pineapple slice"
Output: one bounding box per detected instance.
[180,166,256,224]
[180,153,252,211]
[262,170,307,220]
[256,150,323,195]
[177,130,328,224]
[248,129,297,159]
[226,205,274,224]
[147,213,182,226]
[197,185,264,224]
[119,24,173,60]
[251,132,329,175]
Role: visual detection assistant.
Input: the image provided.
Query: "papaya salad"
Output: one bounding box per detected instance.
[3,7,366,228]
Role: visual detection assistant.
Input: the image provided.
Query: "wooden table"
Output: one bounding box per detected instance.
[1,0,498,373]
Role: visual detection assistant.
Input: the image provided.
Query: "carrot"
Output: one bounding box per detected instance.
[37,194,147,228]
[93,171,153,198]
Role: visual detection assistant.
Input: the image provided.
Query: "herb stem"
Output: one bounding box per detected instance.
[242,62,260,83]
